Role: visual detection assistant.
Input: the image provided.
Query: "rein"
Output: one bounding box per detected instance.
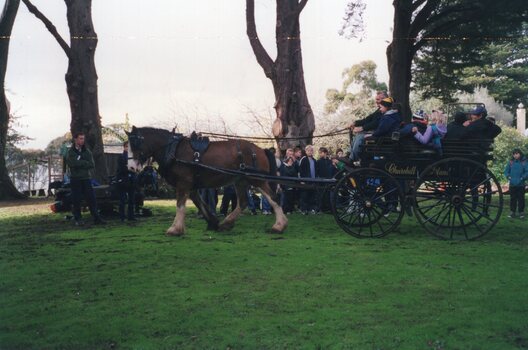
[200,128,350,141]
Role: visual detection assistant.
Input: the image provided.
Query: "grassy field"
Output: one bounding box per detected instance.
[0,198,527,349]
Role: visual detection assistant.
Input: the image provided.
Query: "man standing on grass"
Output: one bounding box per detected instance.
[66,132,105,226]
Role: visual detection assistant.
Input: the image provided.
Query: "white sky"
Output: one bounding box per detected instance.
[6,0,393,149]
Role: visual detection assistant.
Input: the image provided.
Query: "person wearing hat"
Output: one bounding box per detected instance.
[444,111,468,140]
[461,106,501,140]
[504,148,527,219]
[369,97,402,138]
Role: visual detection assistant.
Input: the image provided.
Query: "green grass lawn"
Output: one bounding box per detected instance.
[1,199,527,349]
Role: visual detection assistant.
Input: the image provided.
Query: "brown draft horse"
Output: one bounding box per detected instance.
[126,126,287,236]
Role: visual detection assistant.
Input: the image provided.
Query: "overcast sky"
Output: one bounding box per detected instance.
[6,0,393,149]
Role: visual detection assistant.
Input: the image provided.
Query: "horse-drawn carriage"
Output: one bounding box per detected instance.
[127,126,502,241]
[331,137,502,240]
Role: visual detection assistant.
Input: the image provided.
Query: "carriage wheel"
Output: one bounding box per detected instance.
[413,157,503,240]
[331,168,404,238]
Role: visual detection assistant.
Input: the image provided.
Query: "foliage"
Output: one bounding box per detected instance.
[342,0,528,119]
[490,126,528,183]
[1,200,527,348]
[102,115,131,144]
[319,61,387,152]
[414,27,528,112]
[44,132,71,156]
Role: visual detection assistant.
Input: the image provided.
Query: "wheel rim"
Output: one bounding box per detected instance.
[413,157,503,240]
[332,168,404,238]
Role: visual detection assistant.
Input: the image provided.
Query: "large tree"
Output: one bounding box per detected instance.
[21,0,108,182]
[246,0,314,150]
[0,0,25,200]
[342,0,528,121]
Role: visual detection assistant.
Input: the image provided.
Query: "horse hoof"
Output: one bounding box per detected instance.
[218,222,234,231]
[270,225,285,234]
[207,222,220,231]
[166,229,184,237]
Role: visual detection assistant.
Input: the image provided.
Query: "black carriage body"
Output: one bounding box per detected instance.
[359,137,493,181]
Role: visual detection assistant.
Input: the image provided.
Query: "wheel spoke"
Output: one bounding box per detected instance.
[461,205,486,236]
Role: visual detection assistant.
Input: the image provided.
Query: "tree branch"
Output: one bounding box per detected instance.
[21,0,71,58]
[297,0,308,14]
[412,0,429,12]
[246,0,274,79]
[411,17,467,55]
[409,0,440,39]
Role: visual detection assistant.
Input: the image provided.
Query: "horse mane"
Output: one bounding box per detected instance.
[136,126,173,135]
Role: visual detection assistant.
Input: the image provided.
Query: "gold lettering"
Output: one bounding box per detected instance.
[385,163,417,176]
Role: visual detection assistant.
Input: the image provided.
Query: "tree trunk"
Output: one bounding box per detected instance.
[387,0,414,122]
[65,0,107,183]
[247,0,314,150]
[0,0,26,200]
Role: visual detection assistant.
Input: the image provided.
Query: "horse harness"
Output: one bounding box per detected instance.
[129,128,257,176]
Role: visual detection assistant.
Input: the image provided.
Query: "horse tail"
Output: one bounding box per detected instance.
[264,148,278,194]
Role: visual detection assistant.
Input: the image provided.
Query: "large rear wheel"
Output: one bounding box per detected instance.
[413,157,503,240]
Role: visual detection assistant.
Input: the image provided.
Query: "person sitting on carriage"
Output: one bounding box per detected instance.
[398,109,428,138]
[348,91,388,161]
[444,111,468,140]
[411,110,447,155]
[461,106,502,141]
[366,97,402,139]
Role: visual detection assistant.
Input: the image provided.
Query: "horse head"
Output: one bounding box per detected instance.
[125,126,149,171]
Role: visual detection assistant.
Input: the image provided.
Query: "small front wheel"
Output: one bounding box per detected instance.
[331,168,404,238]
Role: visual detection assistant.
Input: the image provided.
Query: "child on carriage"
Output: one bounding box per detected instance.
[411,110,447,155]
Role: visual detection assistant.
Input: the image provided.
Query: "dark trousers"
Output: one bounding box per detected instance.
[70,178,99,221]
[282,189,295,213]
[119,185,135,220]
[300,189,318,212]
[510,186,525,213]
[220,193,237,216]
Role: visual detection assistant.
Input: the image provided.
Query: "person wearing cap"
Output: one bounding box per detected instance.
[368,97,402,138]
[504,149,527,219]
[461,106,501,141]
[444,111,468,140]
[347,91,388,161]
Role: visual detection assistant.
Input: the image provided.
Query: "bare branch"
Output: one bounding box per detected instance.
[246,0,274,79]
[21,0,71,58]
[411,0,429,12]
[409,0,441,39]
[297,0,308,13]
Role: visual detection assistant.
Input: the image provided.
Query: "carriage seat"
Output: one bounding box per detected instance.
[361,137,494,161]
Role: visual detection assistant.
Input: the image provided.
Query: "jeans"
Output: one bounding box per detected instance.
[199,188,217,214]
[70,178,99,221]
[261,195,271,212]
[350,132,366,161]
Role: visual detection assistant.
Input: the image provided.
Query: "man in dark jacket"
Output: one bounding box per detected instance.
[116,141,136,222]
[66,132,104,225]
[444,111,467,140]
[461,106,501,141]
[348,91,388,161]
[299,145,318,214]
